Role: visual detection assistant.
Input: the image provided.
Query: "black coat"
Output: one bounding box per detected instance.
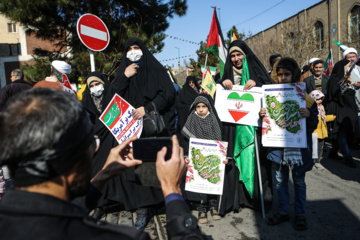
[0,190,204,240]
[115,37,176,136]
[327,59,358,134]
[303,74,329,95]
[0,80,32,110]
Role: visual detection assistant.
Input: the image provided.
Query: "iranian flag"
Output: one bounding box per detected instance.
[324,49,333,76]
[206,7,227,78]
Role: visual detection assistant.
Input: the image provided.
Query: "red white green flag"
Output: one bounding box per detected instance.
[206,7,227,78]
[324,49,333,76]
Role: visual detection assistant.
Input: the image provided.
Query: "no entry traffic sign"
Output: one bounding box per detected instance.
[77,14,110,51]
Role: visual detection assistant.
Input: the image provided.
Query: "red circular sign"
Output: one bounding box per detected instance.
[77,14,110,51]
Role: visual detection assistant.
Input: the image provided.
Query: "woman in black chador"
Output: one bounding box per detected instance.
[115,37,176,136]
[114,37,176,230]
[176,75,200,143]
[218,40,273,212]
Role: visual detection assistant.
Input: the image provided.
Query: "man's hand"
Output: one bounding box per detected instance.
[133,106,145,119]
[124,63,139,78]
[156,135,186,197]
[243,79,256,90]
[222,79,233,89]
[91,136,142,191]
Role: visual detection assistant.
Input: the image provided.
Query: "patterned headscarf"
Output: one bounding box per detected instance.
[310,90,326,122]
[181,96,222,140]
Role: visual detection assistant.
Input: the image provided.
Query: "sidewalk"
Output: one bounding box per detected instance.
[100,143,360,240]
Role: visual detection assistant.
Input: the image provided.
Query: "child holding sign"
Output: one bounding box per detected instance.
[180,94,228,224]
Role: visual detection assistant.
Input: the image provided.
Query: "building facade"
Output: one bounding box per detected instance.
[0,14,66,88]
[245,0,360,70]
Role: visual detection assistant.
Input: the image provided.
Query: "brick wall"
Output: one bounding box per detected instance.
[26,30,67,55]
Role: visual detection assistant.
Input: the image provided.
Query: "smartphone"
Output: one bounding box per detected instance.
[133,137,172,162]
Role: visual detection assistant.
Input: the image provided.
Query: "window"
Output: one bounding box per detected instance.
[350,6,360,42]
[7,23,17,33]
[314,21,324,50]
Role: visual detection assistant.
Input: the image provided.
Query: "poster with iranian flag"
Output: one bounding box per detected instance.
[99,94,143,144]
[214,84,263,127]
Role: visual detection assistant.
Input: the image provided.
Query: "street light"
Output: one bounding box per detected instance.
[174,47,180,70]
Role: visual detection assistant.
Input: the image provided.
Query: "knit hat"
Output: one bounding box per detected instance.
[309,90,325,101]
[51,60,71,74]
[87,76,104,87]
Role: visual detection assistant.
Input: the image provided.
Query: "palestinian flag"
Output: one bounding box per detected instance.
[324,49,333,76]
[206,7,227,78]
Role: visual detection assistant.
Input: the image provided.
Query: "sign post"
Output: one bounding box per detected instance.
[77,14,110,72]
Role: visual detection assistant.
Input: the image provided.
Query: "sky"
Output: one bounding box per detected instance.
[154,0,322,68]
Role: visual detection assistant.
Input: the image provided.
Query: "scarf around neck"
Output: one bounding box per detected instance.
[181,96,222,140]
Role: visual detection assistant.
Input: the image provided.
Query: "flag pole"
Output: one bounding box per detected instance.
[202,51,209,82]
[254,131,265,219]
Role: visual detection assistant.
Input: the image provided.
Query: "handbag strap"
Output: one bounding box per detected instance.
[151,102,157,112]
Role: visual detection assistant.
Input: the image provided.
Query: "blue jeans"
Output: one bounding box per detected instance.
[274,162,306,216]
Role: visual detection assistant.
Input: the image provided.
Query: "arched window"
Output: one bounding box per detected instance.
[314,21,324,50]
[349,5,360,42]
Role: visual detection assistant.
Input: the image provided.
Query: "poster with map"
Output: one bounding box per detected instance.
[261,83,307,148]
[214,84,263,127]
[185,138,228,195]
[99,94,143,144]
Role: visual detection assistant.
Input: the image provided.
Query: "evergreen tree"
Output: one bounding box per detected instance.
[0,0,188,83]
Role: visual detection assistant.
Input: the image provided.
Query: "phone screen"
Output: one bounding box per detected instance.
[133,137,172,162]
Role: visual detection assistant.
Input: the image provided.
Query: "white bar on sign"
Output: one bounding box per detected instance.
[80,25,107,41]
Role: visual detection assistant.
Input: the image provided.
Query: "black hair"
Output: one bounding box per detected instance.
[12,69,24,80]
[269,54,282,66]
[313,59,324,67]
[276,60,295,73]
[0,88,91,186]
[302,65,310,73]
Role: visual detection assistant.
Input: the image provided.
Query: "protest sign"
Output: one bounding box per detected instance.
[52,66,75,94]
[214,84,263,127]
[185,138,228,195]
[99,94,143,144]
[262,83,307,148]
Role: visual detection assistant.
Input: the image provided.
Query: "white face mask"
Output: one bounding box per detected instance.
[126,49,143,62]
[90,84,104,97]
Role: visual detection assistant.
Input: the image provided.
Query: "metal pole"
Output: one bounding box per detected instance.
[254,131,266,219]
[202,52,209,81]
[174,47,180,73]
[89,50,95,72]
[218,8,221,26]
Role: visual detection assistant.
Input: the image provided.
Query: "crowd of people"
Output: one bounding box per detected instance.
[0,36,359,238]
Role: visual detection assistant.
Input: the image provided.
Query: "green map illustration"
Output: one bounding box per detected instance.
[265,95,301,134]
[191,148,221,184]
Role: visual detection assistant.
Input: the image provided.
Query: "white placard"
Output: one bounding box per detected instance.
[99,94,143,144]
[185,138,228,195]
[215,84,263,127]
[261,83,307,148]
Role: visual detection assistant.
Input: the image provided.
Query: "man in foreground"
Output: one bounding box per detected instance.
[0,88,203,239]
